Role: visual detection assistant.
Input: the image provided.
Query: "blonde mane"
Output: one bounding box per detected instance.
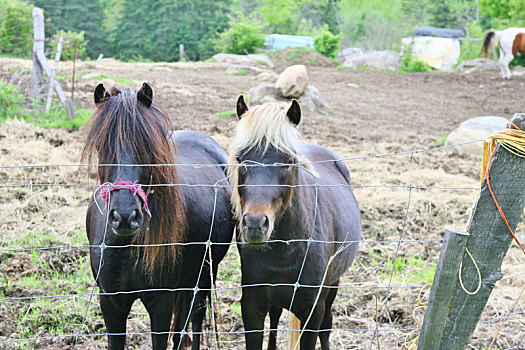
[233,102,300,156]
[228,101,303,222]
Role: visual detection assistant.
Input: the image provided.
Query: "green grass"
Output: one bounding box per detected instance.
[434,135,448,147]
[90,74,138,86]
[383,255,435,284]
[256,60,269,66]
[232,69,248,76]
[310,55,318,65]
[214,109,236,118]
[1,79,92,130]
[26,105,92,130]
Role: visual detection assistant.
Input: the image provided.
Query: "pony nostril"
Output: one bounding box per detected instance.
[110,209,122,228]
[129,209,143,229]
[260,215,269,229]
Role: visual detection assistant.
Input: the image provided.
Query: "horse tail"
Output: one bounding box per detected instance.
[288,312,301,350]
[482,31,496,58]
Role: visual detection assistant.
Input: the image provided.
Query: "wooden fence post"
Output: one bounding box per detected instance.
[417,229,469,350]
[45,36,63,113]
[32,7,73,119]
[418,113,525,350]
[179,44,184,62]
[32,7,45,107]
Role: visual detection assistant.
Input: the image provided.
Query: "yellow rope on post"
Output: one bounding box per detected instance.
[402,284,432,349]
[458,247,482,295]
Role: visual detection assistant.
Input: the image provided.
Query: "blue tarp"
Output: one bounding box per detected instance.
[413,26,465,39]
[264,34,314,50]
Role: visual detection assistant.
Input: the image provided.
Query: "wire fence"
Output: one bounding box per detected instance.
[0,139,524,349]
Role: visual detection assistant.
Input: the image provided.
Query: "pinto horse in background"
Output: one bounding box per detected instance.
[83,83,234,350]
[482,27,525,79]
[229,97,361,350]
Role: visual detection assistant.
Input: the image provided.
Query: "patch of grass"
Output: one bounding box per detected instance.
[256,60,269,66]
[232,69,248,76]
[214,109,236,118]
[90,74,138,86]
[230,302,242,317]
[434,135,448,147]
[287,47,314,61]
[310,55,318,65]
[383,255,435,284]
[26,105,92,130]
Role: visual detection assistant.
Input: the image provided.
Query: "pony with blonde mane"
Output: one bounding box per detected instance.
[229,97,361,350]
[482,27,525,79]
[83,83,234,350]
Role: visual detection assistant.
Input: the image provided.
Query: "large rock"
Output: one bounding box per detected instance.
[454,58,500,72]
[299,85,327,113]
[446,116,509,154]
[247,83,327,112]
[336,48,364,63]
[247,83,280,106]
[343,50,400,70]
[275,65,309,98]
[212,53,274,68]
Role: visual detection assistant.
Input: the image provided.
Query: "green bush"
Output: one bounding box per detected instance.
[314,27,340,58]
[214,17,265,55]
[0,0,33,57]
[0,79,26,121]
[400,49,432,73]
[50,30,88,60]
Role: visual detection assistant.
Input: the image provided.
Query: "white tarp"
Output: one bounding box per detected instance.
[401,36,461,71]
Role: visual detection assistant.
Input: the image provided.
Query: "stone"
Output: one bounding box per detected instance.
[247,83,280,106]
[336,48,364,63]
[446,116,509,154]
[343,50,400,70]
[302,85,327,113]
[253,71,279,82]
[212,53,274,68]
[226,65,264,75]
[275,65,309,98]
[454,58,499,72]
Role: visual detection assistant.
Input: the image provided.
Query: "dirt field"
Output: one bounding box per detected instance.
[1,54,524,349]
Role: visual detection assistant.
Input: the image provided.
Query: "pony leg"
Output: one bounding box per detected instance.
[298,303,325,350]
[190,290,209,350]
[499,49,514,80]
[267,306,283,350]
[99,295,134,350]
[142,292,176,350]
[241,292,267,350]
[319,281,339,350]
[172,291,193,350]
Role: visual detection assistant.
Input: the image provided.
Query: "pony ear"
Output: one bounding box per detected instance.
[94,84,106,104]
[137,82,153,108]
[287,100,301,125]
[236,95,248,119]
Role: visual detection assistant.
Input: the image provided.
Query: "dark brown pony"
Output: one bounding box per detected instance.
[229,97,361,350]
[83,83,234,350]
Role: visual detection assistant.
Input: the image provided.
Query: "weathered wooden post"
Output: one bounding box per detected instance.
[32,7,74,120]
[179,44,184,62]
[45,37,63,113]
[418,113,525,349]
[32,7,45,107]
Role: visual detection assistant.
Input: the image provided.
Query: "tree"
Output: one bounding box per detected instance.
[33,0,105,58]
[480,0,525,27]
[112,0,231,62]
[0,0,33,57]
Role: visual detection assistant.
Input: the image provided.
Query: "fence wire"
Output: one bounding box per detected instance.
[0,139,524,349]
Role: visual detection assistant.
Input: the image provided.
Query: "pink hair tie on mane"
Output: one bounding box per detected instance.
[98,180,151,216]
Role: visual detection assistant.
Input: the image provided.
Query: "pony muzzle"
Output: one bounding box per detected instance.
[241,212,273,244]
